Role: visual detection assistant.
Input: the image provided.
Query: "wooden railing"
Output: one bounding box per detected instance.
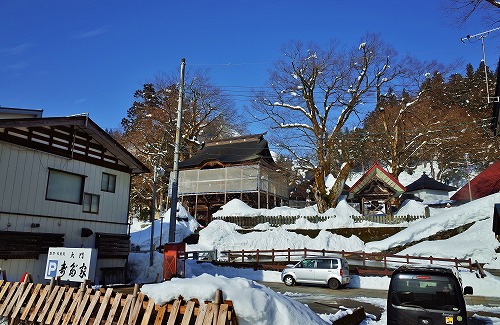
[213,214,427,228]
[0,279,238,324]
[221,248,474,275]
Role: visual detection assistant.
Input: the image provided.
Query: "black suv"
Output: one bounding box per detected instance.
[387,264,473,325]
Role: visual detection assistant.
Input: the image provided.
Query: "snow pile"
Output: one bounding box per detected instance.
[212,199,259,217]
[190,219,365,253]
[366,193,500,255]
[399,218,499,264]
[282,216,356,229]
[129,203,199,251]
[141,274,329,325]
[394,199,427,216]
[261,205,319,216]
[323,200,362,217]
[213,198,360,219]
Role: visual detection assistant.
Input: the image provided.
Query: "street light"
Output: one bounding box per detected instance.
[149,166,165,267]
[464,153,473,202]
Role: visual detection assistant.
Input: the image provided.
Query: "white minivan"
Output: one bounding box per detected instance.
[281,256,350,290]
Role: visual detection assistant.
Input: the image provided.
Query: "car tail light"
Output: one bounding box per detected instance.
[340,269,343,276]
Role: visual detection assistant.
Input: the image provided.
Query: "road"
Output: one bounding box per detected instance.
[259,281,500,323]
[260,281,386,320]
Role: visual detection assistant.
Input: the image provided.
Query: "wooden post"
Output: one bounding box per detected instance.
[213,289,222,325]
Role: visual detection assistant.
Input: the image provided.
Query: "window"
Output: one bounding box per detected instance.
[101,173,116,192]
[46,169,85,204]
[83,193,100,213]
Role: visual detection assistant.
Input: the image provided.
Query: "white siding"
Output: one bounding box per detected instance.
[0,141,132,282]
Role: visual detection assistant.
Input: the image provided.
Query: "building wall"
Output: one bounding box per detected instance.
[0,141,131,283]
[410,189,452,204]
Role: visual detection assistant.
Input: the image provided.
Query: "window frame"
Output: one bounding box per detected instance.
[83,192,100,214]
[101,172,117,193]
[45,168,85,204]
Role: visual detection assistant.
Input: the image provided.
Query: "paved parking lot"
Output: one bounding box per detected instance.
[259,281,500,322]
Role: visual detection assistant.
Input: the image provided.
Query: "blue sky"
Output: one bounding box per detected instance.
[1,1,498,133]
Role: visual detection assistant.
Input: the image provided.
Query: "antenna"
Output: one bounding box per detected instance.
[461,26,500,104]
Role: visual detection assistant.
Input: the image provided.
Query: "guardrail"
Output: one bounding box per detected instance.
[220,248,474,275]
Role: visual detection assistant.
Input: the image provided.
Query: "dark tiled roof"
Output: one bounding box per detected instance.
[179,133,275,168]
[405,173,457,192]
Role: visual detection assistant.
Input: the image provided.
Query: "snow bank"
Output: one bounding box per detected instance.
[190,219,365,252]
[141,274,329,325]
[129,203,199,251]
[394,199,427,216]
[366,193,500,254]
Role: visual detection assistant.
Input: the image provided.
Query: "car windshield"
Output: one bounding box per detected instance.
[391,274,461,311]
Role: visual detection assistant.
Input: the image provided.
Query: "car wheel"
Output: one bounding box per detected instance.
[328,278,340,290]
[283,275,295,286]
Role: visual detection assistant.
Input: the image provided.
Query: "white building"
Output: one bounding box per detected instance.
[404,172,457,205]
[0,108,148,284]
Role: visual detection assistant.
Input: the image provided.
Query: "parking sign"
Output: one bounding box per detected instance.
[45,247,96,282]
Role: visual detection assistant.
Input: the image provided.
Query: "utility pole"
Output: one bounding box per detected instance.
[168,58,186,243]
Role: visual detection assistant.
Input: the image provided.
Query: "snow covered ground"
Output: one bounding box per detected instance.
[127,190,500,324]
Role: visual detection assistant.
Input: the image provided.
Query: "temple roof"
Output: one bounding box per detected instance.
[405,173,457,192]
[179,133,275,169]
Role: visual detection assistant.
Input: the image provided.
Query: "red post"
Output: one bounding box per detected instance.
[271,249,275,263]
[304,247,307,258]
[256,249,260,263]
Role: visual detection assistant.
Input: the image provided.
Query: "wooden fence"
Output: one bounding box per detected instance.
[213,214,427,228]
[221,248,474,276]
[0,279,238,325]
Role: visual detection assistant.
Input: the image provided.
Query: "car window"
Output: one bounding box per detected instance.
[316,259,331,269]
[299,259,315,268]
[391,274,460,311]
[331,259,338,269]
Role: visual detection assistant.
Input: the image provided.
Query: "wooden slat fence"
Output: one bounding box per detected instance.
[213,214,427,228]
[221,248,474,275]
[0,280,238,325]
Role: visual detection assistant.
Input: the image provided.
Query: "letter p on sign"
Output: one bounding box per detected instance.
[46,260,58,277]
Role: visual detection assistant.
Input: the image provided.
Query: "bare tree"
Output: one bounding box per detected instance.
[443,0,500,25]
[364,59,450,178]
[253,34,401,213]
[120,71,246,216]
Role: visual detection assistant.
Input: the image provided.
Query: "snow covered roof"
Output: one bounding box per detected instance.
[179,133,275,169]
[451,161,500,201]
[405,172,457,192]
[349,162,406,196]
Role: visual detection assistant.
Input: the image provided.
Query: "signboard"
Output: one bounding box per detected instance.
[45,247,97,282]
